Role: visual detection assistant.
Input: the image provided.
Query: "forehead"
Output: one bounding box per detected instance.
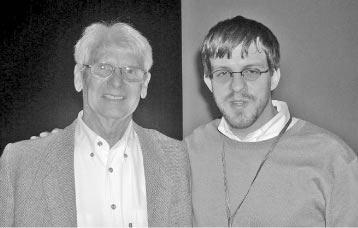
[93,47,143,67]
[210,42,268,69]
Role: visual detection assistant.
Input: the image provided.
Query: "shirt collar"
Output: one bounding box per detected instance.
[218,100,292,142]
[75,110,133,153]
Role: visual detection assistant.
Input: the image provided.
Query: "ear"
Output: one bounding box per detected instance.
[140,72,151,99]
[204,74,213,92]
[270,68,281,91]
[74,64,84,92]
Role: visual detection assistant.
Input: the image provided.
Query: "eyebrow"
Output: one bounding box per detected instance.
[212,63,268,71]
[241,64,268,69]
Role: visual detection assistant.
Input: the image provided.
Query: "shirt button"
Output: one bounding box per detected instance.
[108,167,113,173]
[111,204,116,210]
[124,153,128,158]
[90,152,94,157]
[97,141,103,146]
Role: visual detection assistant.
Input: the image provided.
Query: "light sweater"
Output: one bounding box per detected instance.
[185,118,358,227]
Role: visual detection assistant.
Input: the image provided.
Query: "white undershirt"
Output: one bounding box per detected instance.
[74,111,148,227]
[218,100,298,142]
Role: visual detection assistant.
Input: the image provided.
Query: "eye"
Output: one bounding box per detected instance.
[97,63,113,71]
[125,67,135,74]
[214,70,230,78]
[243,69,260,75]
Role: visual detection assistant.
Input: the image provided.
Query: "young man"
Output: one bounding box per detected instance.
[185,15,358,227]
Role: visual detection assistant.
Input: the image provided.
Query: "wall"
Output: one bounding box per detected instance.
[182,0,358,154]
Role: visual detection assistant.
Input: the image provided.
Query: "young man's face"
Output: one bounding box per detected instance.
[204,43,280,134]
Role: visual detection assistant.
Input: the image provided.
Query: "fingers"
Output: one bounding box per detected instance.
[51,128,60,134]
[30,128,61,140]
[39,132,50,137]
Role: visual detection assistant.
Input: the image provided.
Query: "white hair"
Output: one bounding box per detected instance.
[74,21,153,71]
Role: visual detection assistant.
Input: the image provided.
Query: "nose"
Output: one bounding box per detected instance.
[107,68,124,88]
[230,73,247,92]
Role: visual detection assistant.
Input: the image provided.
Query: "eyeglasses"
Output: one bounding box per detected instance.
[83,63,148,82]
[208,69,270,83]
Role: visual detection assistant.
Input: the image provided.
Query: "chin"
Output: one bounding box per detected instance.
[100,102,136,118]
[99,109,131,120]
[221,107,258,129]
[226,114,257,129]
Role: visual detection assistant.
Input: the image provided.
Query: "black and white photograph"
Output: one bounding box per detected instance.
[1,0,358,226]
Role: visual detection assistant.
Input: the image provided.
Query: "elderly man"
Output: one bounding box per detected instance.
[185,15,358,227]
[0,22,192,227]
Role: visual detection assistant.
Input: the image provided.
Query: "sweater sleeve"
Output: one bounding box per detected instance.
[0,144,15,227]
[326,151,358,226]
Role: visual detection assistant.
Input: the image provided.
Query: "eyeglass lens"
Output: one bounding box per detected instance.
[92,63,145,82]
[212,71,258,82]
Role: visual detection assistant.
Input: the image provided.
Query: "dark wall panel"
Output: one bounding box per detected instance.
[0,0,182,154]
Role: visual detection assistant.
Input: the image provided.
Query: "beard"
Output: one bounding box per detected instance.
[215,90,270,130]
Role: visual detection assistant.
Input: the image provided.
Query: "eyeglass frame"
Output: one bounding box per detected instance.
[206,68,270,83]
[82,62,148,82]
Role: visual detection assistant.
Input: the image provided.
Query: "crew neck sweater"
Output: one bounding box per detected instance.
[185,119,358,227]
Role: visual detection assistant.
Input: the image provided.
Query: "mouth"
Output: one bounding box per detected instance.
[103,94,125,101]
[230,99,249,108]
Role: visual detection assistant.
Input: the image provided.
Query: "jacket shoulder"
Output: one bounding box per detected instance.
[3,135,55,167]
[1,121,75,170]
[133,124,189,169]
[134,123,185,151]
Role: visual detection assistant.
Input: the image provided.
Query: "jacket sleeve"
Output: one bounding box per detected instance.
[0,144,15,227]
[168,140,193,227]
[174,141,193,227]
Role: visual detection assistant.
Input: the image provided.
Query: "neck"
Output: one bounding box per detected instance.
[231,101,278,139]
[82,113,131,148]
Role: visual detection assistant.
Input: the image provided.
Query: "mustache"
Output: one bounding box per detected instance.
[225,92,255,101]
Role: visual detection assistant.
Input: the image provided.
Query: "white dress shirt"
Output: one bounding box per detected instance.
[218,100,298,142]
[74,111,148,227]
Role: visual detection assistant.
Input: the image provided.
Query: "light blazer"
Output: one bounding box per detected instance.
[0,120,192,227]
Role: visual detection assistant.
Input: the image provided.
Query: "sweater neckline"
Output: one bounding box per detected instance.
[218,119,305,149]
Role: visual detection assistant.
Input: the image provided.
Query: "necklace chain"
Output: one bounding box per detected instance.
[221,116,292,227]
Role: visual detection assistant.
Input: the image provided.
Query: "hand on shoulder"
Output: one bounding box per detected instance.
[30,128,62,140]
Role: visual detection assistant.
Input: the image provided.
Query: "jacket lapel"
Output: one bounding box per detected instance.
[134,123,173,227]
[42,121,77,227]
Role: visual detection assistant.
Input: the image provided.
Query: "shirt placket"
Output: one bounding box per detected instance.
[95,137,118,226]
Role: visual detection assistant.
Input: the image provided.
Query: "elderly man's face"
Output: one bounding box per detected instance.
[82,48,150,122]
